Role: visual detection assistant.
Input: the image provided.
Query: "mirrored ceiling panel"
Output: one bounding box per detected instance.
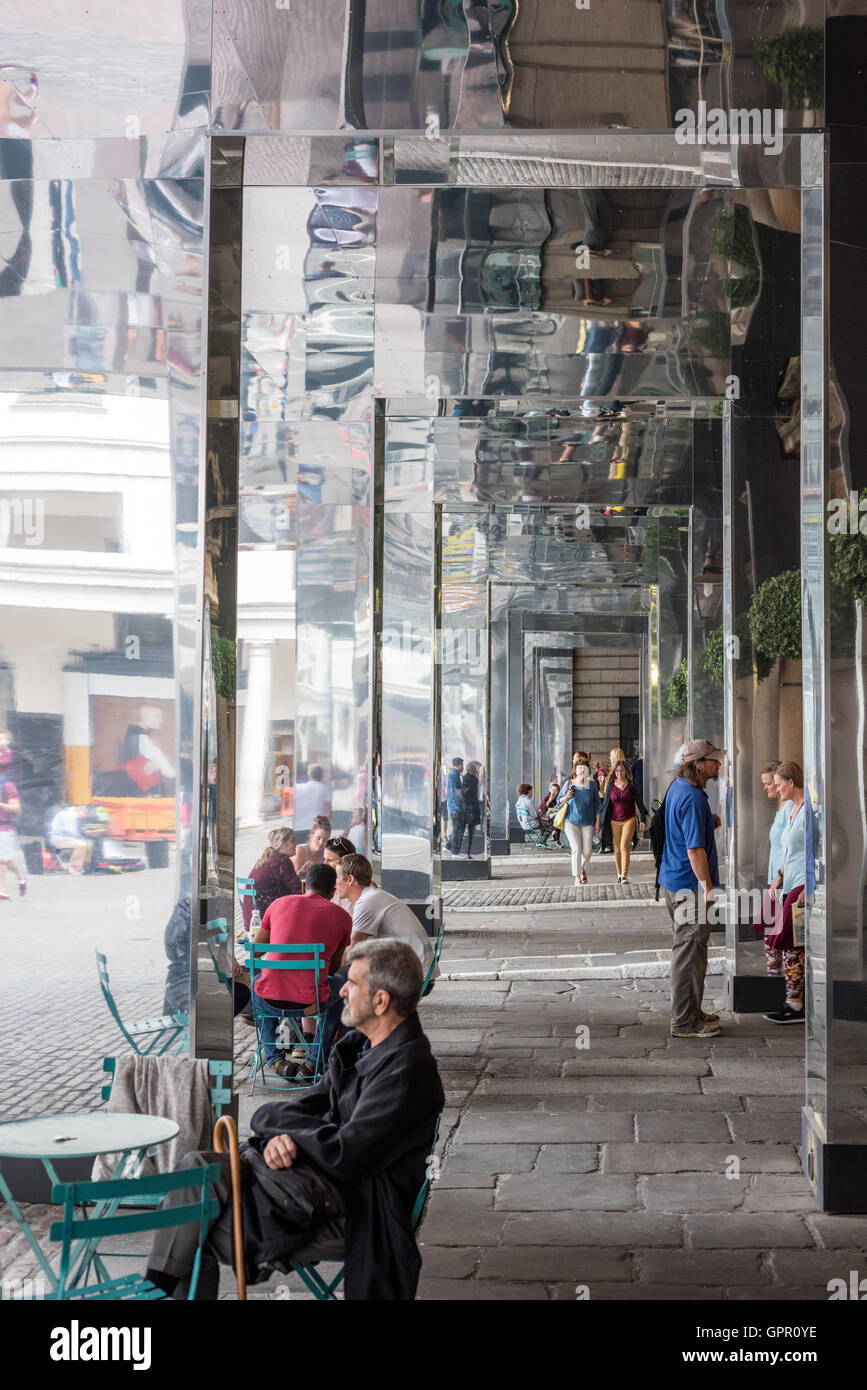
[211,0,824,133]
[375,185,751,400]
[385,407,703,507]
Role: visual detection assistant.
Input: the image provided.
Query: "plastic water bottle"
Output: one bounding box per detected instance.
[247,909,261,942]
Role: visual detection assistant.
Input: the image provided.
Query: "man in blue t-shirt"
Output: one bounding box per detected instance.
[658,738,725,1039]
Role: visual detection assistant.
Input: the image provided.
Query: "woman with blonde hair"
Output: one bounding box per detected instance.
[764,761,811,1024]
[242,826,301,929]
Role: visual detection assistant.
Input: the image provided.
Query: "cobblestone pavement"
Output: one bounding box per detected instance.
[5,854,866,1300]
[442,882,657,908]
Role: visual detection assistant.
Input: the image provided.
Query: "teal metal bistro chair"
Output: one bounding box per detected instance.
[48,1165,221,1301]
[246,940,328,1094]
[236,877,257,927]
[99,1056,232,1212]
[423,918,445,994]
[102,1057,232,1119]
[95,951,188,1056]
[516,806,554,850]
[290,1114,442,1301]
[204,917,232,993]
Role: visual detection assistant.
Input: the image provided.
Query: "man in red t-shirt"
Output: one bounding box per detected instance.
[252,861,351,1077]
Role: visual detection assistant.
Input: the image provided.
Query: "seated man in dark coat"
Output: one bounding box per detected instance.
[146,939,443,1301]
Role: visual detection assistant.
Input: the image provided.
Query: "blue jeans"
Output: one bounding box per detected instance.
[253,993,308,1064]
[304,969,347,1067]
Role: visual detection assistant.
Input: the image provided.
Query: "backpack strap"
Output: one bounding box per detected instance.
[654,784,672,903]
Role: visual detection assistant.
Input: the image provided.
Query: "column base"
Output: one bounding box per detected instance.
[491,838,510,857]
[508,827,523,844]
[441,858,491,881]
[802,1107,867,1213]
[406,899,440,933]
[723,966,785,1013]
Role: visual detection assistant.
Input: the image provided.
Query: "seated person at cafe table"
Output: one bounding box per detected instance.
[252,863,351,1079]
[335,853,439,988]
[146,939,444,1301]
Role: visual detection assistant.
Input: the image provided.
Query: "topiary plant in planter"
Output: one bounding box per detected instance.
[829,491,867,605]
[748,570,802,664]
[704,612,775,683]
[712,205,761,309]
[754,26,824,111]
[211,632,237,701]
[661,658,689,720]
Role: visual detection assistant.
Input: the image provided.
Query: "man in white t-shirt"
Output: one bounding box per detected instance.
[335,854,438,986]
[293,764,332,836]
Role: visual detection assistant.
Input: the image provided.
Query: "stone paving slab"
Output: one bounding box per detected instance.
[501,1211,684,1246]
[603,1143,802,1173]
[687,1215,815,1248]
[477,1246,635,1282]
[495,1175,637,1212]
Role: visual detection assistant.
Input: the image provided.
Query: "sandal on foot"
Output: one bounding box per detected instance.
[270,1058,298,1079]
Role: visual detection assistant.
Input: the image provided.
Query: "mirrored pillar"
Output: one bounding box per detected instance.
[801,130,867,1210]
[441,512,490,881]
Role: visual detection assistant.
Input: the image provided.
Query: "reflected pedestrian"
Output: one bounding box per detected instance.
[462,761,483,859]
[763,762,810,1025]
[446,757,465,854]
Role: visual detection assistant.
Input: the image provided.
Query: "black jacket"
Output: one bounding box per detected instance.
[248,1011,443,1300]
[598,779,649,839]
[462,772,481,825]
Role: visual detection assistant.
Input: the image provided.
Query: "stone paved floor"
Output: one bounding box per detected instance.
[415,856,867,1299]
[4,852,867,1300]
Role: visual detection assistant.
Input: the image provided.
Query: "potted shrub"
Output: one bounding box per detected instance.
[748,570,803,760]
[754,26,824,115]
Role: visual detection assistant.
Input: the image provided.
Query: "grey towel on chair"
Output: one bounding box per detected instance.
[92,1055,213,1181]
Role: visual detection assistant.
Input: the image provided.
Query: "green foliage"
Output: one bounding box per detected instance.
[704,613,774,683]
[748,570,802,662]
[829,491,867,606]
[690,310,731,361]
[661,658,689,719]
[754,27,824,110]
[712,205,761,308]
[211,632,237,700]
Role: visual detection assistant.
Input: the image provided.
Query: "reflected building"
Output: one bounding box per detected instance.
[1,0,865,1217]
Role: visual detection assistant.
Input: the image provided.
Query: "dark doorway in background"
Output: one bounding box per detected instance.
[619,696,639,761]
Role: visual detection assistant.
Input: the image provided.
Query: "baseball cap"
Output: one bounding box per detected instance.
[680,739,726,764]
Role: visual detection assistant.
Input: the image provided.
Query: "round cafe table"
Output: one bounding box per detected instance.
[0,1112,178,1296]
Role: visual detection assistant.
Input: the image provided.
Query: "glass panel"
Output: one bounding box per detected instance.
[0,139,206,1096]
[801,146,827,1128]
[441,514,489,866]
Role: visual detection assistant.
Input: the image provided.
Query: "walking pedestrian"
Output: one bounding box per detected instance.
[597,757,648,883]
[461,760,483,858]
[763,761,811,1025]
[658,738,726,1039]
[556,762,599,885]
[446,757,465,854]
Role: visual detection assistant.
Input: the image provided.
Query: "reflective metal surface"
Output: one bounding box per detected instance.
[210,1,824,134]
[0,4,843,1202]
[0,127,206,1086]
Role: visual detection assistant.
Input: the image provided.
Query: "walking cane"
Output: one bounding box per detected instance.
[213,1114,247,1300]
